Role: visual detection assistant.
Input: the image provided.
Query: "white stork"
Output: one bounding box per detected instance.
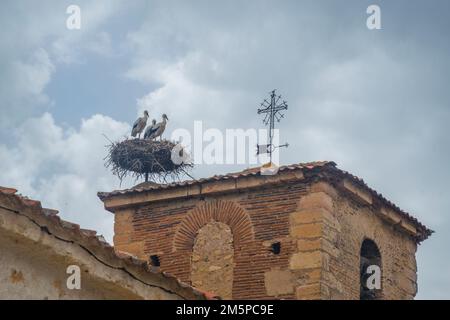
[144,119,157,139]
[151,114,169,141]
[131,110,149,138]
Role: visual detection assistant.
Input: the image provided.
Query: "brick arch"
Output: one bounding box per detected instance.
[173,200,254,252]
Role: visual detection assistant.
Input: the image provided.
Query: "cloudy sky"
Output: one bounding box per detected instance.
[0,0,449,299]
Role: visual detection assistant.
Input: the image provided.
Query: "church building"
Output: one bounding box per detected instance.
[98,161,432,300]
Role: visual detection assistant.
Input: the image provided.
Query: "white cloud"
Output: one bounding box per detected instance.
[13,49,55,98]
[0,48,55,129]
[134,59,249,126]
[0,112,131,242]
[0,0,129,243]
[0,0,125,130]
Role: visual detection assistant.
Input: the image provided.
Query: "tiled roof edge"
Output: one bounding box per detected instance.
[97,161,334,200]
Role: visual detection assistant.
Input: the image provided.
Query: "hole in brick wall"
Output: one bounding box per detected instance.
[270,242,281,254]
[149,255,161,267]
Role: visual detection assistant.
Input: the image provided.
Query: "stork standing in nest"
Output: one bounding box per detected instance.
[144,119,157,139]
[145,114,168,140]
[131,110,149,139]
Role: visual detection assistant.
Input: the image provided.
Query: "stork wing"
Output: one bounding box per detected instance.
[144,127,152,139]
[131,118,141,136]
[144,124,158,139]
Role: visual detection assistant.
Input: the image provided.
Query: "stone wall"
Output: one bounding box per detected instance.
[288,181,340,299]
[191,222,234,299]
[328,192,418,299]
[288,181,418,299]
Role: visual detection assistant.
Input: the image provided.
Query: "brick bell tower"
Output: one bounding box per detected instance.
[98,161,432,300]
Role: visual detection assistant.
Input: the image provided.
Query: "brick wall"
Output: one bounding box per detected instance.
[113,180,419,300]
[114,181,307,299]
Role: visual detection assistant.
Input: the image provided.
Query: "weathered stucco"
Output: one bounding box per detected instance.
[0,229,144,299]
[0,188,210,300]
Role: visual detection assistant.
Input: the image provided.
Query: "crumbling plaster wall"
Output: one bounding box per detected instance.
[0,205,184,300]
[0,230,141,299]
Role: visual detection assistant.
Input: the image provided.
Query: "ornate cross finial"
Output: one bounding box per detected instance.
[257,90,289,163]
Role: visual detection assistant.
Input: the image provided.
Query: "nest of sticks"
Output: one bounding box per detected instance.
[105,138,193,183]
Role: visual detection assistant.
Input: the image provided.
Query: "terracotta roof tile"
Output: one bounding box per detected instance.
[98,161,333,200]
[0,187,18,194]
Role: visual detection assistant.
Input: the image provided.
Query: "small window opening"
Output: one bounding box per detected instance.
[270,242,281,254]
[360,239,382,300]
[150,255,161,267]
